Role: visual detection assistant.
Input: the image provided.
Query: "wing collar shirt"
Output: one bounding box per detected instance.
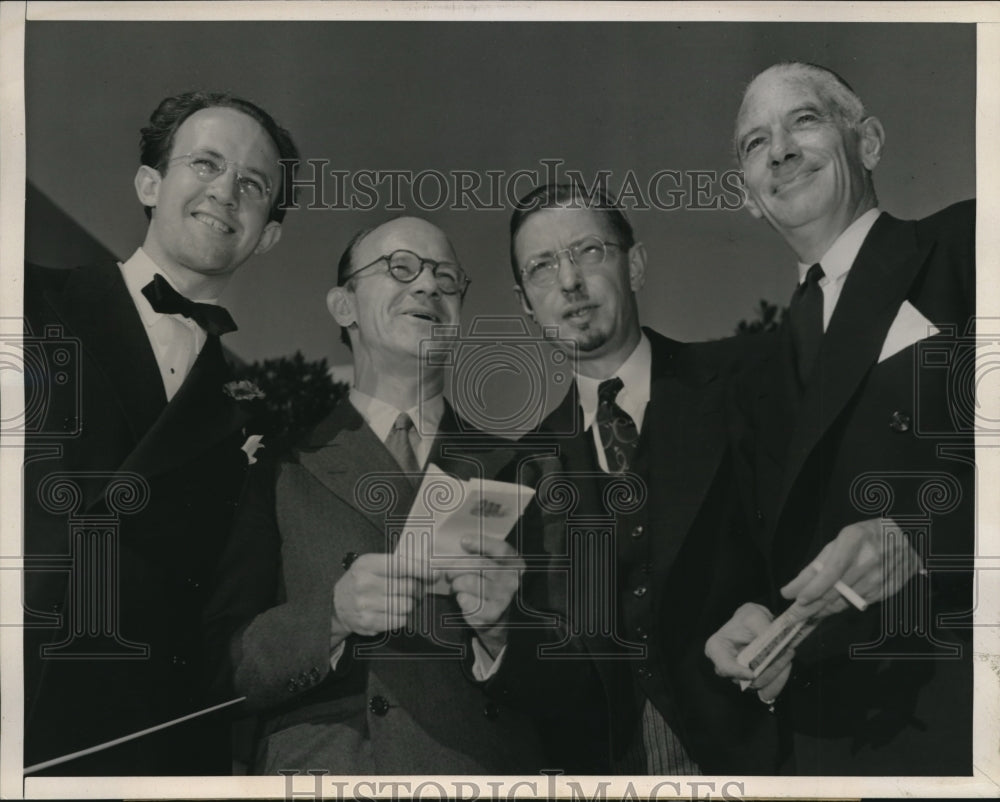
[798,208,881,331]
[576,332,652,472]
[120,247,216,401]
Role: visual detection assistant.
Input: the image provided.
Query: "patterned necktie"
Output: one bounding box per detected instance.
[595,377,640,474]
[385,411,421,478]
[788,262,825,386]
[142,273,238,336]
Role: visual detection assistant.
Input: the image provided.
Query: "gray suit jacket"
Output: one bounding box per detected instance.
[207,398,546,774]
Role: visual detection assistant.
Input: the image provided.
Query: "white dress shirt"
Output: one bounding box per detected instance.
[796,208,882,331]
[348,387,444,468]
[119,248,219,401]
[576,333,652,473]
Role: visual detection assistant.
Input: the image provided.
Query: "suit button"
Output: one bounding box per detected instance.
[170,655,187,667]
[483,701,500,720]
[369,695,390,716]
[889,411,911,432]
[631,525,644,539]
[642,562,653,574]
[342,551,360,570]
[635,625,648,641]
[756,509,765,522]
[184,577,201,590]
[637,667,652,680]
[50,602,63,613]
[287,678,300,693]
[309,667,321,682]
[633,585,647,598]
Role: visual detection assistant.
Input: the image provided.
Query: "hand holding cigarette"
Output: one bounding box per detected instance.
[780,517,924,619]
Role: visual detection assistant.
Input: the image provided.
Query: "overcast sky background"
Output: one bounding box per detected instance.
[23,21,975,422]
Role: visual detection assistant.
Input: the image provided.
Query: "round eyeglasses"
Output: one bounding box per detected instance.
[520,236,621,287]
[343,250,469,295]
[168,151,273,203]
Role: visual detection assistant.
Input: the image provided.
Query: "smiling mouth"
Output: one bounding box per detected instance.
[403,310,441,323]
[773,168,819,195]
[193,212,235,234]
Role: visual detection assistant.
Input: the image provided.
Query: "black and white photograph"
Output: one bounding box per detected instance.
[1,2,998,799]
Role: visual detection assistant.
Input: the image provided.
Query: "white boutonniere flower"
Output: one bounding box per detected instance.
[241,434,265,465]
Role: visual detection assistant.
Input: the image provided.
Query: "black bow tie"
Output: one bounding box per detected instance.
[141,274,237,336]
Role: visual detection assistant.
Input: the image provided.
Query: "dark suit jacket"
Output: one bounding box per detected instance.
[730,201,976,774]
[22,261,254,775]
[493,328,779,774]
[205,398,546,774]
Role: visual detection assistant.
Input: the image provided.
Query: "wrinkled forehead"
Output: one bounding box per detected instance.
[736,67,828,132]
[515,206,616,253]
[356,218,457,265]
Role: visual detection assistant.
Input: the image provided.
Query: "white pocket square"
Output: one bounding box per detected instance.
[878,300,940,363]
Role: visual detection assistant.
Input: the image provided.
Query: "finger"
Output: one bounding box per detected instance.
[750,648,795,691]
[704,635,755,681]
[461,535,520,562]
[757,661,794,702]
[450,572,485,597]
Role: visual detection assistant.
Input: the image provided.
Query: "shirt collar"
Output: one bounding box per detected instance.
[796,208,882,285]
[349,387,445,443]
[577,332,652,432]
[120,247,221,328]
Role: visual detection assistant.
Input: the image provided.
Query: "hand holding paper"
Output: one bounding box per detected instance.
[332,552,433,638]
[705,602,797,700]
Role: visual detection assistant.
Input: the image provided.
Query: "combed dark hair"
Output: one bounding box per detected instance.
[139,90,300,223]
[508,183,635,289]
[334,225,376,348]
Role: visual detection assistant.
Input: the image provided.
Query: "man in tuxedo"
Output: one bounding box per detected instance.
[705,62,975,774]
[23,90,298,775]
[492,183,778,774]
[205,216,546,774]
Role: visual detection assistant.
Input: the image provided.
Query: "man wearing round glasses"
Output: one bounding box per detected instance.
[208,216,545,774]
[497,183,777,774]
[23,91,298,776]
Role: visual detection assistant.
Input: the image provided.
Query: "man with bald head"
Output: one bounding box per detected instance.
[207,216,545,773]
[706,62,975,774]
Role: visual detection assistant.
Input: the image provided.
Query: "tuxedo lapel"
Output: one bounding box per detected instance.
[774,213,924,519]
[55,262,166,441]
[297,400,417,535]
[118,335,248,479]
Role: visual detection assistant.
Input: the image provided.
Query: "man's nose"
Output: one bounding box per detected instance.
[556,251,584,291]
[768,127,800,168]
[206,167,239,207]
[410,262,441,295]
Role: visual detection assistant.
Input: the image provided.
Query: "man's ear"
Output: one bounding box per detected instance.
[627,242,647,292]
[134,165,161,210]
[857,116,886,171]
[253,221,282,256]
[514,284,534,318]
[327,285,356,328]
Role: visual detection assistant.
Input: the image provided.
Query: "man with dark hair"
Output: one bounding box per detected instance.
[495,182,778,774]
[705,61,975,775]
[205,216,546,774]
[23,90,299,775]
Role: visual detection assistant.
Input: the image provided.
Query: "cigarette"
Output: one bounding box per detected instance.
[811,560,868,611]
